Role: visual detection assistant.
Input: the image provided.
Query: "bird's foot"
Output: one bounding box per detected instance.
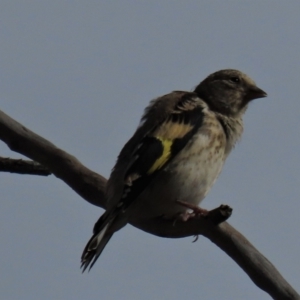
[176,200,209,217]
[172,200,208,227]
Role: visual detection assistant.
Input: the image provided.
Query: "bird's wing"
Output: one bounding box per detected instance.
[106,91,206,210]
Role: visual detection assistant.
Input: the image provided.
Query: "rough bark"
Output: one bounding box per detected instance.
[0,109,299,300]
[0,157,51,175]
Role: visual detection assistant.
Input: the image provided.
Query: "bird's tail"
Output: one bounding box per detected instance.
[81,212,115,272]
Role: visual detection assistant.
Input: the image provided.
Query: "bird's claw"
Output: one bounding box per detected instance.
[176,200,209,217]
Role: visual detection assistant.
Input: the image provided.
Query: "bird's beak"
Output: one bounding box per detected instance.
[247,85,267,101]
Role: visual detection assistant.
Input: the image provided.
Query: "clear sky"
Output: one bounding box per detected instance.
[0,1,299,299]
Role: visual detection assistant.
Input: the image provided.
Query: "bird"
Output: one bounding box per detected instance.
[81,69,267,272]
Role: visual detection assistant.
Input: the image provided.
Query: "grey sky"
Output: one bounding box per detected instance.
[0,1,299,299]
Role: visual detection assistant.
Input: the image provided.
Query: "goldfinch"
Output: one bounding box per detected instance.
[81,69,267,271]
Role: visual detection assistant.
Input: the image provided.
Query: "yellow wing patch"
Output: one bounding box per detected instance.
[152,120,192,139]
[147,119,194,174]
[147,137,172,174]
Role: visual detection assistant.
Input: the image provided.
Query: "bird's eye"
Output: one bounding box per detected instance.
[230,77,240,83]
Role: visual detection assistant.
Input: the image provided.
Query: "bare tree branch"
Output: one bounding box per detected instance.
[0,110,106,208]
[0,157,51,175]
[0,109,299,300]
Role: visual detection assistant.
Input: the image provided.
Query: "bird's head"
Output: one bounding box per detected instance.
[194,69,267,117]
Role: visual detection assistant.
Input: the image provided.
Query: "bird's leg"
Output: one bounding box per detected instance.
[173,201,208,243]
[172,211,195,227]
[172,200,208,227]
[176,200,209,217]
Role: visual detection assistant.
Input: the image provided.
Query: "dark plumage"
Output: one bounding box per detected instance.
[81,69,267,272]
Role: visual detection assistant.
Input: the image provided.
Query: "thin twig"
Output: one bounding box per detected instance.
[0,157,51,176]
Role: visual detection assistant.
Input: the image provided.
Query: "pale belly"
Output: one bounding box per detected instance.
[128,132,226,220]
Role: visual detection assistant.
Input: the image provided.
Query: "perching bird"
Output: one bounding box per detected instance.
[81,69,267,271]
